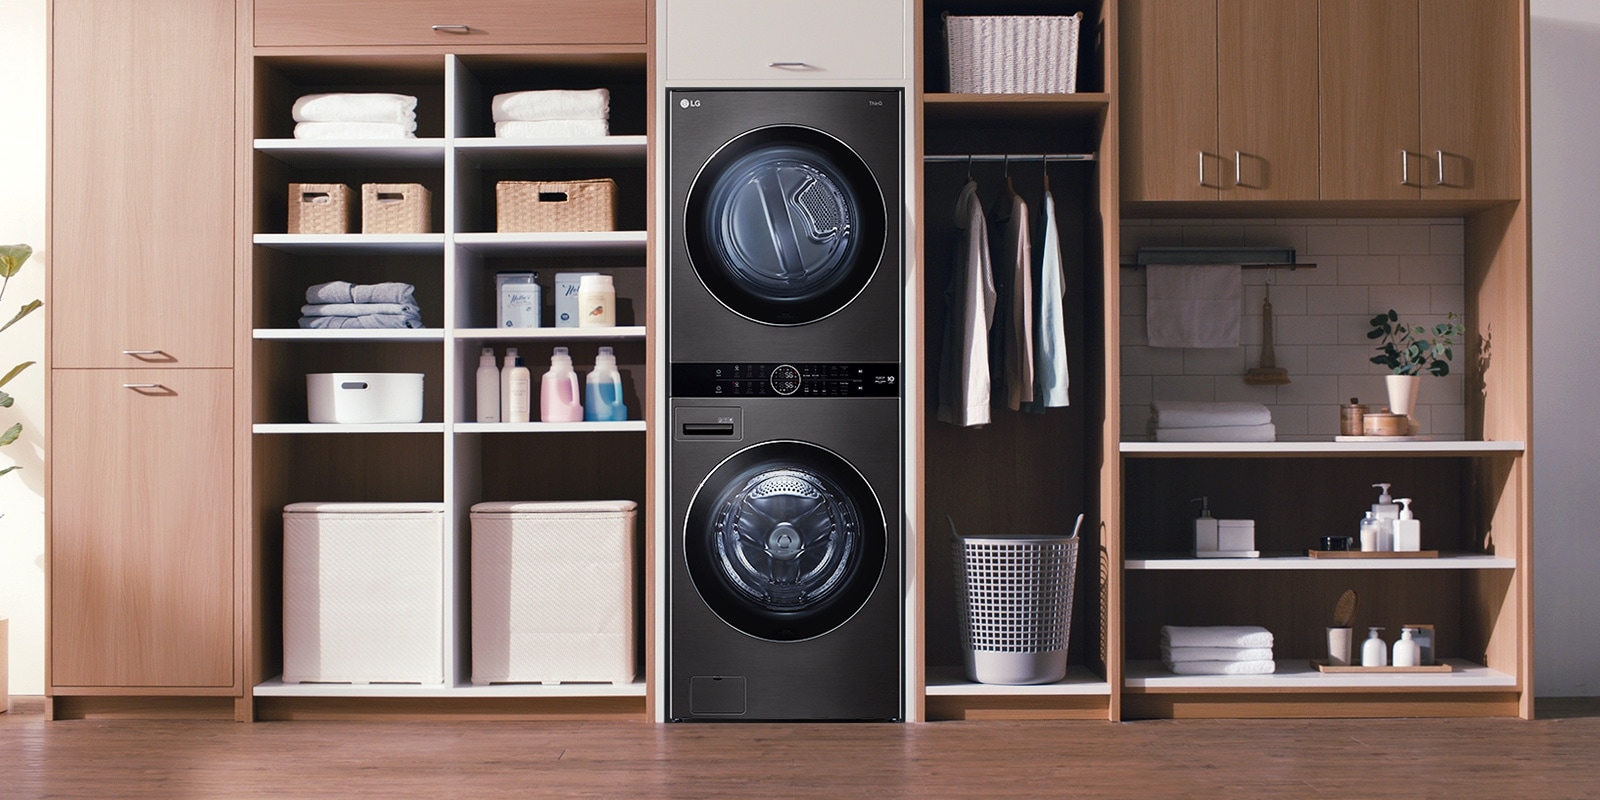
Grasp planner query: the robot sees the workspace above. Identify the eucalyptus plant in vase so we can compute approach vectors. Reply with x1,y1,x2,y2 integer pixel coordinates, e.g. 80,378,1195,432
1,243,42,480
1368,309,1464,420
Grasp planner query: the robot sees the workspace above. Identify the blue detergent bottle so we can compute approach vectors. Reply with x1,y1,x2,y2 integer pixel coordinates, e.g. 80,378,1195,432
584,346,627,422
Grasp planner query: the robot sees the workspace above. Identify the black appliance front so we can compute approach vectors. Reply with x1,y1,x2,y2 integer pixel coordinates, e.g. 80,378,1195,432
668,389,902,721
668,90,903,363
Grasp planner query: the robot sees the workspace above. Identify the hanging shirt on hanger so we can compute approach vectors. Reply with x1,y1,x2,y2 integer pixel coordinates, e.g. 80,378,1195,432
1027,188,1071,410
997,184,1035,411
937,179,997,427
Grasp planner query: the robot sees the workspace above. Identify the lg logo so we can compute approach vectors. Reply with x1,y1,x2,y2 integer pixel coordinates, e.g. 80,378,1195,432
679,98,701,109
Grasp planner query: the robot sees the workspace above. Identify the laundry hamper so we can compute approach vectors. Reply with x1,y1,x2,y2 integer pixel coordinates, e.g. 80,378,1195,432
469,500,638,685
944,13,1082,94
281,502,445,684
951,514,1083,685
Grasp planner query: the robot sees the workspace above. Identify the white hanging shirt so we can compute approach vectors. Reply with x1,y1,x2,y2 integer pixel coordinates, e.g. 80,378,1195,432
937,180,997,427
1032,189,1071,408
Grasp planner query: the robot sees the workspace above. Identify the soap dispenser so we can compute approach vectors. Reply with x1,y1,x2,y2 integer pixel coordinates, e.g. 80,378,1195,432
1362,626,1388,667
539,346,583,423
1392,498,1421,552
1192,497,1219,554
1371,483,1399,551
584,346,627,422
1393,626,1422,667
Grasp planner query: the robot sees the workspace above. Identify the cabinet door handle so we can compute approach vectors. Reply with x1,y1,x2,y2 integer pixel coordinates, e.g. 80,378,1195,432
1436,149,1446,187
768,61,814,69
1198,151,1207,187
122,383,163,390
122,349,162,355
1401,149,1420,187
431,24,471,33
1234,150,1242,187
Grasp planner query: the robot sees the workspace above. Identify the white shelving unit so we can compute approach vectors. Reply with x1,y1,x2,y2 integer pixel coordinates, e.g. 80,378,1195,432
924,666,1112,697
252,677,647,698
252,233,447,254
253,423,445,434
1126,554,1517,570
1122,659,1515,691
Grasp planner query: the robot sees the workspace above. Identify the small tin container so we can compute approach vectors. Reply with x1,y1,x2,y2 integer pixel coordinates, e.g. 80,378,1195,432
496,271,541,328
1340,397,1368,436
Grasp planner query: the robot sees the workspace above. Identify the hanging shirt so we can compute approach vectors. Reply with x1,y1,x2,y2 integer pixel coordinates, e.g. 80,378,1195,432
1029,188,1071,409
998,187,1035,411
937,180,997,427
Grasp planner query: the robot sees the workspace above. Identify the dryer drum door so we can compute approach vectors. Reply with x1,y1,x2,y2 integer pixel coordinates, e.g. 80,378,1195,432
685,125,887,326
685,441,887,641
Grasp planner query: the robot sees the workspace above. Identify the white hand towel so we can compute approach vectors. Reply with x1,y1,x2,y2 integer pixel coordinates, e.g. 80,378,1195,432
1151,423,1277,443
1161,646,1276,663
292,93,418,124
1161,625,1274,649
491,89,610,122
1165,659,1277,676
1150,400,1273,429
294,121,416,140
1146,264,1242,348
494,119,609,139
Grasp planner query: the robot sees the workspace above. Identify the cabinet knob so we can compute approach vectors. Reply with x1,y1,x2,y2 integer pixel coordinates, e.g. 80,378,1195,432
431,24,472,34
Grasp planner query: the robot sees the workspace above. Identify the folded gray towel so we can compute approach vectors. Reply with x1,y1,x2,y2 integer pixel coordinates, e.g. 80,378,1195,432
1150,400,1273,428
305,281,417,306
300,302,420,318
298,314,424,329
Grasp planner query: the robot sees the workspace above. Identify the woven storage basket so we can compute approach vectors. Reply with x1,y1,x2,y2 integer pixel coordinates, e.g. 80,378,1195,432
288,183,352,234
362,183,431,234
496,179,617,233
945,12,1082,94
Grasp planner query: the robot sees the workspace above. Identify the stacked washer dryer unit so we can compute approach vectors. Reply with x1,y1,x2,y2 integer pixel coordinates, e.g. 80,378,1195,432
666,89,904,721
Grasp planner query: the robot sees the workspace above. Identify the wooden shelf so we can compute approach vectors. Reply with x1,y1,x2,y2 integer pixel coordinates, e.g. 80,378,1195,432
454,326,646,341
254,138,448,167
1121,440,1526,457
455,421,645,434
253,423,445,434
253,233,446,254
254,676,645,698
252,328,444,342
1125,554,1516,571
1123,659,1515,692
452,135,647,167
924,666,1111,697
923,92,1111,124
453,231,647,255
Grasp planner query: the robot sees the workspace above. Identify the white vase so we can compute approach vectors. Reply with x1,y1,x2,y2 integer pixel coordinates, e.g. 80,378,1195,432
1385,374,1421,417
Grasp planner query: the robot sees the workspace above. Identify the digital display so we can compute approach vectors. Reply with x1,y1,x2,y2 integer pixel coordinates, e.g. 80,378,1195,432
671,363,900,398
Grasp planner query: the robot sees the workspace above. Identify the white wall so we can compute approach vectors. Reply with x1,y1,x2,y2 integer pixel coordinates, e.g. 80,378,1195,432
0,0,48,696
1531,0,1600,697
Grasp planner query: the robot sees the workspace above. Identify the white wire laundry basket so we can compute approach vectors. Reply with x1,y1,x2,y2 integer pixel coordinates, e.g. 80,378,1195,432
944,13,1082,94
951,514,1083,685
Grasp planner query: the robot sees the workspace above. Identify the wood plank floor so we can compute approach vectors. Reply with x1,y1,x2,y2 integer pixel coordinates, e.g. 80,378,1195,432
4,698,1599,798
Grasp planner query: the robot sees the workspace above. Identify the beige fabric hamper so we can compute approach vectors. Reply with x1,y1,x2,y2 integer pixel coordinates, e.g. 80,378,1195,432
287,183,353,234
361,182,431,234
496,179,617,232
470,500,637,685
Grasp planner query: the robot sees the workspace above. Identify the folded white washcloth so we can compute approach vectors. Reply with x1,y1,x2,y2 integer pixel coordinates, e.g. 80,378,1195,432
305,281,416,306
298,314,424,330
1151,423,1277,443
1161,625,1274,649
301,302,420,318
294,121,416,140
491,89,610,122
1165,659,1277,676
1150,400,1273,429
293,93,418,124
494,119,609,139
1160,646,1276,663
1146,264,1242,348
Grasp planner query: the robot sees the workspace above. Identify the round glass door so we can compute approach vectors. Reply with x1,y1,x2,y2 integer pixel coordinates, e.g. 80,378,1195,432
685,125,887,326
684,441,887,641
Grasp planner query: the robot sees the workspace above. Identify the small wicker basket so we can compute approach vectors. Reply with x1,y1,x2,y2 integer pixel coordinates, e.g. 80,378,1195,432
496,179,617,233
945,12,1082,94
362,183,432,234
288,183,353,234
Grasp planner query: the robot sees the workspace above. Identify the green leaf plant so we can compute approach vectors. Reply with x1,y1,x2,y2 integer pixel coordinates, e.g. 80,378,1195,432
1368,309,1464,377
0,243,41,479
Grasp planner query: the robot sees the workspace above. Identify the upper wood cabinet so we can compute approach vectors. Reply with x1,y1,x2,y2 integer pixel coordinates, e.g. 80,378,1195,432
50,0,235,369
662,0,907,82
253,0,648,48
1419,0,1522,201
1120,0,1318,202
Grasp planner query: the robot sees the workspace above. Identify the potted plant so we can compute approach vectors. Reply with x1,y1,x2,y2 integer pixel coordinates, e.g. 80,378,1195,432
1,243,42,480
1367,309,1464,418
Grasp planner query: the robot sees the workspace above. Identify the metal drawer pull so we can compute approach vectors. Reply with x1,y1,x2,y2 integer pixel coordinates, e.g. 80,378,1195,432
768,61,814,69
1401,149,1419,187
122,349,162,355
122,383,163,389
1234,150,1242,187
431,24,471,33
1436,149,1446,187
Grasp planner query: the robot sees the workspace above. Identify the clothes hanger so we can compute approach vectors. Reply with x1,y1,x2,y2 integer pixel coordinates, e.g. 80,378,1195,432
1004,153,1015,195
1042,152,1051,193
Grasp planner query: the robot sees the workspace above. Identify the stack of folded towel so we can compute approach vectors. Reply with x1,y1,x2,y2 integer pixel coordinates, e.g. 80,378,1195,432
1161,625,1276,675
299,281,422,329
292,93,418,140
492,89,609,138
1147,400,1276,442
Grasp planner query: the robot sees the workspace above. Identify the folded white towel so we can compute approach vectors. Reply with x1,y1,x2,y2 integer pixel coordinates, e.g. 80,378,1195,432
1161,625,1274,649
1165,659,1277,676
305,281,416,306
1151,423,1277,443
1161,646,1276,663
301,302,420,319
491,89,610,122
1150,400,1273,429
298,314,423,330
294,121,416,140
293,93,418,124
494,119,609,139
1146,264,1242,348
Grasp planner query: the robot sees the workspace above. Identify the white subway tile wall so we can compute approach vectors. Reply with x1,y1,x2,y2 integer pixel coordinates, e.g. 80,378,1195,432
1121,218,1466,441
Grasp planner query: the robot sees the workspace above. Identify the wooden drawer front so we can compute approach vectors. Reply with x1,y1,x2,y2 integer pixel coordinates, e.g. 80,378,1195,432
254,0,647,47
665,0,906,82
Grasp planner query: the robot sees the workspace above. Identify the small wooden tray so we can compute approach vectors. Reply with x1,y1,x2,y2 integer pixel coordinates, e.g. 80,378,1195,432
1311,660,1452,674
1307,549,1439,559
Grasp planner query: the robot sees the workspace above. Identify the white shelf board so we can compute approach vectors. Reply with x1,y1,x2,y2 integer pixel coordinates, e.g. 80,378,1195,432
1121,440,1525,457
253,233,446,254
455,421,646,434
253,423,445,434
253,676,645,698
453,135,647,167
1123,659,1515,691
1125,553,1517,570
454,326,646,340
924,665,1111,696
253,138,448,167
454,230,647,256
253,328,444,342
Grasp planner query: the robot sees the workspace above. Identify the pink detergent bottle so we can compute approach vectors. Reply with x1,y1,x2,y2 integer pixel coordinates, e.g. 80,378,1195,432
539,346,584,422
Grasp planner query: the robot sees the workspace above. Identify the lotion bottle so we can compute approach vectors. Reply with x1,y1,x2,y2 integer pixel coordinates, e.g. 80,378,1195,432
1359,511,1380,552
1392,498,1421,552
540,346,583,422
584,346,628,422
1362,626,1388,667
1192,496,1219,553
1371,483,1399,551
499,346,520,424
506,356,531,423
475,347,500,423
1393,627,1422,667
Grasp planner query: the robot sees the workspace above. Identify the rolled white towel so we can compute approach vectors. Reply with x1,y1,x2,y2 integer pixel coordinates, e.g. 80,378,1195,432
1161,625,1274,649
1161,645,1275,663
294,121,416,140
1151,423,1277,443
1165,660,1277,676
301,302,420,319
494,119,609,139
1151,400,1273,429
491,89,609,122
293,93,418,124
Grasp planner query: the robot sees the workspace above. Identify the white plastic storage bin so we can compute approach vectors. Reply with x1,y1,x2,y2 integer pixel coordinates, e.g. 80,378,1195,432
306,372,424,424
282,502,445,684
470,500,638,685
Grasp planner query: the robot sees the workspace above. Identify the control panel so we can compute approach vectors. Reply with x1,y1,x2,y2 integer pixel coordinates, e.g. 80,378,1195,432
671,363,900,398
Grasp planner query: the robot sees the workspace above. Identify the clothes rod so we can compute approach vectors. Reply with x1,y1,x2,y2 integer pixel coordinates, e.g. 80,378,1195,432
924,153,1097,163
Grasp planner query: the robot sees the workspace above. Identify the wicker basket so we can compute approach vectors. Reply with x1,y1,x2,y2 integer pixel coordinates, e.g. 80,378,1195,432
362,183,431,234
287,183,352,234
945,12,1082,94
496,179,617,233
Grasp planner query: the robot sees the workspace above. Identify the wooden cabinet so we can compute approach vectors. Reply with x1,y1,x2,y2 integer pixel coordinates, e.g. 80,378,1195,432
1318,0,1421,201
253,0,648,47
1120,0,1317,202
1418,0,1522,201
662,0,907,82
49,369,235,689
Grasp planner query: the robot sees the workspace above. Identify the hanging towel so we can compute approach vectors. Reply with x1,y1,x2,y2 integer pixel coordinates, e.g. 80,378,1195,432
997,188,1035,411
293,121,416,140
1161,646,1276,663
1165,660,1277,676
1025,188,1071,411
1161,625,1275,649
491,89,610,122
300,302,421,319
292,93,418,125
494,119,610,139
297,314,424,329
936,180,997,427
305,281,417,306
1150,423,1277,443
1146,264,1241,348
1150,400,1273,429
